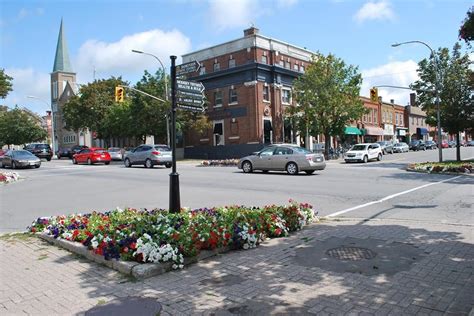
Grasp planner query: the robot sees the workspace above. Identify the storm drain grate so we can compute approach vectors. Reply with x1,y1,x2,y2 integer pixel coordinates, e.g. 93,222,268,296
326,246,376,261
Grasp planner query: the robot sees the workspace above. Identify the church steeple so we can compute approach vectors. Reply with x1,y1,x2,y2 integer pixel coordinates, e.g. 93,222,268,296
53,18,73,73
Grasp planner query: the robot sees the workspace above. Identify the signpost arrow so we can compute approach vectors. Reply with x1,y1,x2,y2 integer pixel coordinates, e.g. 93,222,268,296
176,80,204,93
176,61,200,76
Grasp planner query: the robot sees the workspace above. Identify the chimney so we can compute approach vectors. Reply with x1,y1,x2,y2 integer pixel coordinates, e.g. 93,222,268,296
244,27,259,36
46,111,51,116
390,99,394,104
410,93,416,106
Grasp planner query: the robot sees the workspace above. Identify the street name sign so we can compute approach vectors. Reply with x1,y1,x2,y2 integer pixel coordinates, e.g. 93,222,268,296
176,79,205,112
176,61,200,76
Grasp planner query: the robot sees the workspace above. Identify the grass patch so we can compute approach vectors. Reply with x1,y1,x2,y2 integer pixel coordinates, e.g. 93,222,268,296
96,299,107,306
0,232,35,241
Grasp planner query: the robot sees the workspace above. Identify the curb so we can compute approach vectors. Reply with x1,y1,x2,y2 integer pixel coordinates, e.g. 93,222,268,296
37,234,232,279
406,167,473,176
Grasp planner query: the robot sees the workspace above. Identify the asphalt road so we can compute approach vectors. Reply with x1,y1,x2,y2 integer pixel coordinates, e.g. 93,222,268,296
1,147,473,233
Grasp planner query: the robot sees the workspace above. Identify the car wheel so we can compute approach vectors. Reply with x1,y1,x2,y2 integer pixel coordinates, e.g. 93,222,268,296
47,157,51,161
35,165,40,168
124,158,131,168
145,159,153,168
12,161,16,169
377,153,382,161
262,170,269,173
165,162,172,168
286,162,298,175
305,170,315,175
363,155,368,163
87,158,92,165
242,161,253,173
72,158,77,164
105,162,110,165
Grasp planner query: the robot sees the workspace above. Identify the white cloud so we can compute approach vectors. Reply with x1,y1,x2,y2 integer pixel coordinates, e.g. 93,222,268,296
208,0,261,31
2,68,51,114
75,29,192,82
353,1,396,24
361,60,419,106
277,0,298,8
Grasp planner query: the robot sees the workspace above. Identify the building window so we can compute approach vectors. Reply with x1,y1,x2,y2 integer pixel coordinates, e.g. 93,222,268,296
263,86,270,102
374,109,378,124
213,121,224,146
261,55,267,64
214,91,223,107
279,60,284,67
52,81,58,99
300,65,305,73
228,59,236,68
213,62,220,72
400,116,403,126
200,65,206,75
229,88,238,104
396,114,399,125
284,61,290,69
293,64,299,71
368,110,372,123
412,117,414,124
282,89,291,104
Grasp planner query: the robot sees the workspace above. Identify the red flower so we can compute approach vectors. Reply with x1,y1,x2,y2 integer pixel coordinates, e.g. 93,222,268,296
31,227,36,233
130,242,137,249
72,230,80,240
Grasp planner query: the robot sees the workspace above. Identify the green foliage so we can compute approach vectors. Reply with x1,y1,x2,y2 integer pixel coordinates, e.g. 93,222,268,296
0,107,47,146
410,43,473,145
0,69,13,99
459,6,474,43
289,53,366,155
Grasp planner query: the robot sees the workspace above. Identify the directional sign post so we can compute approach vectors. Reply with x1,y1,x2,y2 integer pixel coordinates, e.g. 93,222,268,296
176,60,200,77
176,79,205,112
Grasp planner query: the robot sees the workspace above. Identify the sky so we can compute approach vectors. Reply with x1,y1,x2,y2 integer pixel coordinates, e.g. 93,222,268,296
1,0,472,114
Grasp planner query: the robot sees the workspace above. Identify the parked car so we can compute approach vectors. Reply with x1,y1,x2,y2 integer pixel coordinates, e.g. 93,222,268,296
24,143,53,161
123,144,172,168
376,141,394,154
57,147,72,159
107,147,123,161
72,147,111,165
448,141,456,148
409,140,426,151
344,143,382,163
425,140,437,150
392,142,409,153
467,140,474,147
441,141,449,148
70,145,89,158
0,150,41,169
238,144,326,175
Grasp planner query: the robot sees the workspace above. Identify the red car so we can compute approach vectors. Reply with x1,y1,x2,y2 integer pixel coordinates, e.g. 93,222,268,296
72,147,111,165
441,141,449,148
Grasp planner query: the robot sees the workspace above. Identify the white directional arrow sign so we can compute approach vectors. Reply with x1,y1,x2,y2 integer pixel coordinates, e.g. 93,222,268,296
176,61,200,76
176,79,205,112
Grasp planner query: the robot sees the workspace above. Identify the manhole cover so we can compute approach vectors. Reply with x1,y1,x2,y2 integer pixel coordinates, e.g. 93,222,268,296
326,246,376,261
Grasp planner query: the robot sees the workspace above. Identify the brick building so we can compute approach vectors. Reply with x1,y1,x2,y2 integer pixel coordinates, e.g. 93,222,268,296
182,27,312,159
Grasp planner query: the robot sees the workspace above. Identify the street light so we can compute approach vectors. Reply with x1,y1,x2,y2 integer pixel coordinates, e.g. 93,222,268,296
391,41,443,163
27,96,56,157
132,49,170,147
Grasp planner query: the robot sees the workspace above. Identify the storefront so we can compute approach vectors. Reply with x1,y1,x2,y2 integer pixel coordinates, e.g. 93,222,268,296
363,126,384,143
342,126,362,146
417,127,428,141
396,127,408,143
383,124,394,142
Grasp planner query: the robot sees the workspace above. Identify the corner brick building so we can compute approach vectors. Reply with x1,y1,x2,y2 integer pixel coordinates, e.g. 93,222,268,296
182,27,313,159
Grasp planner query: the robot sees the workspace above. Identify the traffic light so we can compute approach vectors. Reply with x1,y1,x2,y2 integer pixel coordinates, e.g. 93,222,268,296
115,86,124,102
370,87,378,103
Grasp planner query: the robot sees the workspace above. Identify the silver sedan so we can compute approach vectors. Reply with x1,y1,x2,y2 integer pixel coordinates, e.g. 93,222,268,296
238,144,326,175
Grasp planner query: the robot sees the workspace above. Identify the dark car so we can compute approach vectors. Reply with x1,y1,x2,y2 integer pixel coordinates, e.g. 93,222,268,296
57,147,72,159
409,140,426,151
24,143,53,161
467,140,474,147
425,140,437,150
0,150,41,169
376,141,394,154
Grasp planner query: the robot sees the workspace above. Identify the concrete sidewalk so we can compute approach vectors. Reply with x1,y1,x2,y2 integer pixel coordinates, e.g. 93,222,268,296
1,218,473,315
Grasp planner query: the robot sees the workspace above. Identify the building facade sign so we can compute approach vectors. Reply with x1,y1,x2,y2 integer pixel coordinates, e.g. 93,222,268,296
383,124,394,136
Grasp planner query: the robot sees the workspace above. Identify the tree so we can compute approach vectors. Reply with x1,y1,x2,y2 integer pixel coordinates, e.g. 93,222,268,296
289,53,366,157
411,43,474,161
0,69,13,99
459,6,474,44
0,106,47,147
130,70,170,143
62,77,128,142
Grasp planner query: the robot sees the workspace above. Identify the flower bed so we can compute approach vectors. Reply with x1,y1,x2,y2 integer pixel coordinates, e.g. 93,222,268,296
0,172,20,184
28,201,316,270
408,161,473,174
199,159,239,167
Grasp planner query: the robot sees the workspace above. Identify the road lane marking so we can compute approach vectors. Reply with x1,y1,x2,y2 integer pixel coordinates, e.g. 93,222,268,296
326,175,462,218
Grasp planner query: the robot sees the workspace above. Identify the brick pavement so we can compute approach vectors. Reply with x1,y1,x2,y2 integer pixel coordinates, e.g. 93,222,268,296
0,218,473,315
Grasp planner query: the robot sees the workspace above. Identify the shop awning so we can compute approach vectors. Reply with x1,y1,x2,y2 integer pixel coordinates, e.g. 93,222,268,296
363,126,384,136
417,127,428,135
344,126,362,135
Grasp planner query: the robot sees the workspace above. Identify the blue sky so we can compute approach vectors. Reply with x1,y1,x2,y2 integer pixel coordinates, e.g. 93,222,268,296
1,0,472,114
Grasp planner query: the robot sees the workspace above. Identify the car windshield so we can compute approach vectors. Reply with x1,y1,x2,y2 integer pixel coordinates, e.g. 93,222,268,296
36,144,50,149
13,150,35,157
108,148,121,152
154,146,171,151
351,145,367,151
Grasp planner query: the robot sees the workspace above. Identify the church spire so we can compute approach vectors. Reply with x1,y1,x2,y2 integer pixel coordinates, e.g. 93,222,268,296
52,18,73,73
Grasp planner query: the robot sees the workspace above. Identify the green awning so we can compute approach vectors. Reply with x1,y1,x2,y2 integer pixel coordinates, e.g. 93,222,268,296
344,126,362,135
